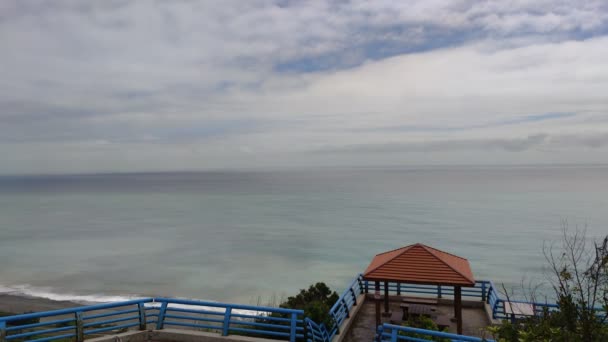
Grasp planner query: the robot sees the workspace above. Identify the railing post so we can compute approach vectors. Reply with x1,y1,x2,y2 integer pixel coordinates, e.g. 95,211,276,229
390,327,398,342
481,282,487,302
396,282,401,296
342,298,350,318
365,280,369,294
492,300,499,319
305,318,311,341
350,288,357,306
0,321,6,342
156,301,168,330
289,312,298,342
222,307,232,336
332,312,340,335
437,285,442,298
138,303,147,330
322,323,330,342
375,325,384,342
303,317,310,342
75,312,84,342
357,276,363,294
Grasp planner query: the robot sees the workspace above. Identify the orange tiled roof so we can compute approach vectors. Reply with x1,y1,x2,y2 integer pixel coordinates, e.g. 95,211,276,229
362,243,475,286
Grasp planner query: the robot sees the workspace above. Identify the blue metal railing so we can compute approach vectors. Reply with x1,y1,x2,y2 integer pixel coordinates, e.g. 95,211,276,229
0,298,154,342
484,280,565,321
2,276,605,342
360,277,605,323
153,297,304,342
319,276,499,342
375,323,495,342
305,317,330,342
0,298,304,342
326,275,365,341
362,279,491,301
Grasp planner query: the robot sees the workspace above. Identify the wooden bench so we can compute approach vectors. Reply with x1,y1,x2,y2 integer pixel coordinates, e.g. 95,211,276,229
401,296,439,305
400,303,437,320
389,311,403,324
434,315,451,330
504,302,535,322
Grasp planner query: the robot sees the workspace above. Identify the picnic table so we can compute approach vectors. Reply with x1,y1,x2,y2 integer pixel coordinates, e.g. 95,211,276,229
400,303,437,320
401,296,439,305
504,302,535,323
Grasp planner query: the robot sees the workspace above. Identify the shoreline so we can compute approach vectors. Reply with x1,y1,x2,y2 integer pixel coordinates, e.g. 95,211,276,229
0,294,85,315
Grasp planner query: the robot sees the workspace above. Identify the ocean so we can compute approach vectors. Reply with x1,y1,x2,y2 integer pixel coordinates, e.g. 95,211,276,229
0,166,607,305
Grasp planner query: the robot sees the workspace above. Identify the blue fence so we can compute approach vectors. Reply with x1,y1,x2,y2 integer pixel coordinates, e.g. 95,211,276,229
375,324,494,342
0,298,154,342
306,276,499,342
361,279,491,301
359,278,574,322
154,297,304,342
326,275,365,341
305,318,330,342
0,298,304,342
2,275,604,342
483,280,564,321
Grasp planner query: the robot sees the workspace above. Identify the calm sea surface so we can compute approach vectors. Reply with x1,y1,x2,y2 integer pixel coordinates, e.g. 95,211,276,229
0,166,607,304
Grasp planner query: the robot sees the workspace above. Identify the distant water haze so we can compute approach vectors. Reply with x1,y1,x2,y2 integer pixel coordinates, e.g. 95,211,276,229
0,166,607,304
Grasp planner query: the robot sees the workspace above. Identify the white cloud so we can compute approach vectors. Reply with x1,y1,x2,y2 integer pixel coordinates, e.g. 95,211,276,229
0,0,607,173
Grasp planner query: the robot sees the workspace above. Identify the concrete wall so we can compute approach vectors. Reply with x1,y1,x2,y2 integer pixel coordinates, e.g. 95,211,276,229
332,294,367,342
86,329,280,342
149,329,280,342
86,330,148,342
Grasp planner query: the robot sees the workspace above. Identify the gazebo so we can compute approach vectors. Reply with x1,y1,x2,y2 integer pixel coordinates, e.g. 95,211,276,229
362,243,475,334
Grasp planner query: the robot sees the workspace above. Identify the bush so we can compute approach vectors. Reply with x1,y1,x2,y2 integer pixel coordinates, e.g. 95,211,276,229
489,225,608,342
279,282,339,326
399,316,450,342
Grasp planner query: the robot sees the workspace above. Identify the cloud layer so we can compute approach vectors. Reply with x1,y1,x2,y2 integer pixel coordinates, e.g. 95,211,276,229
1,1,607,173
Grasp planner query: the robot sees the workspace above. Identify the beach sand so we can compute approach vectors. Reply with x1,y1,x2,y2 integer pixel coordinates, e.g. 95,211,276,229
0,294,84,315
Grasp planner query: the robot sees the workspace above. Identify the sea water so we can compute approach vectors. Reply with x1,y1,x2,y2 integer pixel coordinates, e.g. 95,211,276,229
0,166,607,304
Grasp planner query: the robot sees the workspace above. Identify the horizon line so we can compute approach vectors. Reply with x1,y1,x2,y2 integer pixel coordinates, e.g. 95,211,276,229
1,162,608,178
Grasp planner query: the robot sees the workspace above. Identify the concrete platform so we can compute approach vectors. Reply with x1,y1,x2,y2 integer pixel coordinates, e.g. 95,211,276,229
341,296,492,342
86,329,275,342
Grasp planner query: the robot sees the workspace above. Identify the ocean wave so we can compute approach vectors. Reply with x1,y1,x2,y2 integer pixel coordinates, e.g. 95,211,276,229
0,284,143,304
0,284,264,316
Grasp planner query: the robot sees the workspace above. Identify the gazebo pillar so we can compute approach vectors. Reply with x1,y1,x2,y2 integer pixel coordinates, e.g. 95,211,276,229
374,281,381,326
454,286,463,334
383,281,389,314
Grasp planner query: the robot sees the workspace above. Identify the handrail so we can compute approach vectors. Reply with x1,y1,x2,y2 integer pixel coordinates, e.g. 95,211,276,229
154,297,305,314
305,317,330,342
0,299,153,342
1,276,606,342
0,297,305,342
376,323,495,342
153,297,305,342
361,280,492,301
326,274,364,340
0,298,152,322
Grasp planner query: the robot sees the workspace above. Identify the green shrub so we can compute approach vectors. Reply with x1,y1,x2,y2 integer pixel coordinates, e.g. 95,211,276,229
279,282,339,326
488,227,608,342
399,316,450,342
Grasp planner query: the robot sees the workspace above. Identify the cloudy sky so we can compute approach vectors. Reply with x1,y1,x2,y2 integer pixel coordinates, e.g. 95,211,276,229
1,0,608,174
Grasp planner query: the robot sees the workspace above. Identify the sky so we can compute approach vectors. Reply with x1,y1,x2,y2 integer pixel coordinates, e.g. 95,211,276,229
1,0,608,174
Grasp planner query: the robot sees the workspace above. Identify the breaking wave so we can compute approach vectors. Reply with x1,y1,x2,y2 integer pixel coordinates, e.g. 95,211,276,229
0,284,144,304
0,284,265,316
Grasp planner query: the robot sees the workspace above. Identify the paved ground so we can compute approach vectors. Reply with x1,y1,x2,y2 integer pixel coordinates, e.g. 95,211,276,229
342,298,492,342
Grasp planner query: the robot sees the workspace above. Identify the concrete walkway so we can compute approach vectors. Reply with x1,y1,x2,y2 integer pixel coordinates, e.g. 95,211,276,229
342,298,492,342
